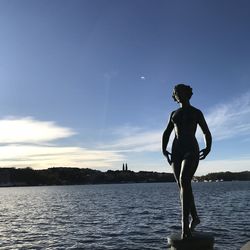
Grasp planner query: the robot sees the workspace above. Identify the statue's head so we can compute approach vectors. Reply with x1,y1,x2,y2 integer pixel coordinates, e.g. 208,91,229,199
172,84,193,103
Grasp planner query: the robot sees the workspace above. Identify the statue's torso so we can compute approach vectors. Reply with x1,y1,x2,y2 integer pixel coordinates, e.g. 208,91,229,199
171,106,200,155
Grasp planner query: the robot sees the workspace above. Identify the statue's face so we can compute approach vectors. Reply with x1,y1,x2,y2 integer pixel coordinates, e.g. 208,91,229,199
174,89,188,103
174,91,187,103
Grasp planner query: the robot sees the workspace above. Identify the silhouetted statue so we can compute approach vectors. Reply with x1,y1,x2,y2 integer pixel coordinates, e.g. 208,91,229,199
162,84,212,239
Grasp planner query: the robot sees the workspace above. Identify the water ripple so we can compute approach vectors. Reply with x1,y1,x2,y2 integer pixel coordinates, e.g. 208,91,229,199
0,182,249,249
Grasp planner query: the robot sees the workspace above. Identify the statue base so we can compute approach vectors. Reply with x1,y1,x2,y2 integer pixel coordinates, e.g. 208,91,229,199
167,231,214,250
241,241,250,250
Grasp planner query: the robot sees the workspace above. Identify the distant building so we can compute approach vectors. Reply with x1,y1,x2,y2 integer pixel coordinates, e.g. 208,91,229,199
122,163,128,171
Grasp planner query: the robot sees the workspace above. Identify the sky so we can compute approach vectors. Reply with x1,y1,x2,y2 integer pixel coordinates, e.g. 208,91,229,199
0,0,250,175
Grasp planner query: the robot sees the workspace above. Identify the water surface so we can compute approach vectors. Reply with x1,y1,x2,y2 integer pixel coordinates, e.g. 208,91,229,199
0,181,249,249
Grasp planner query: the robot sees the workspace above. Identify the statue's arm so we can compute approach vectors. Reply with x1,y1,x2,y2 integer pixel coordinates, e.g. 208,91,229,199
162,112,174,165
198,111,212,160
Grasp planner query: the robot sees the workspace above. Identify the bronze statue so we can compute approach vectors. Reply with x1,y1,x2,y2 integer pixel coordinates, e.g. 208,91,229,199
162,84,212,239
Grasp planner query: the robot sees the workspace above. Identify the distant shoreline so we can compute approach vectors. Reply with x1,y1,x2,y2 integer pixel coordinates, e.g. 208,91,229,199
0,167,249,187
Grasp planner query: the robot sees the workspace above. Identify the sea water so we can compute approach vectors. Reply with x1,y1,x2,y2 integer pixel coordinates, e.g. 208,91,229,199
0,181,249,249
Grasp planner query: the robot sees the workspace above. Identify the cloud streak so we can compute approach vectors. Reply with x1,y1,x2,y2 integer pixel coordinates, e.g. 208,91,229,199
0,117,75,144
1,91,250,171
103,91,250,153
104,127,162,152
205,92,250,140
0,117,123,169
0,145,124,169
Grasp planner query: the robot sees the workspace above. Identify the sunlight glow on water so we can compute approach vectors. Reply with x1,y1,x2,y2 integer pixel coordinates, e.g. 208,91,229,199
0,182,249,249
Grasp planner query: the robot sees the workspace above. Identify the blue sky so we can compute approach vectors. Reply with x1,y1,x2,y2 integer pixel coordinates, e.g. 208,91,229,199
0,0,250,175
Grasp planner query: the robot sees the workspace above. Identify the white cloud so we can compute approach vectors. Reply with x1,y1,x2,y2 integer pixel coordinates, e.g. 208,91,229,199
104,91,250,154
203,91,250,141
100,126,163,152
0,145,124,169
1,91,250,172
0,117,75,143
97,92,250,173
0,117,123,169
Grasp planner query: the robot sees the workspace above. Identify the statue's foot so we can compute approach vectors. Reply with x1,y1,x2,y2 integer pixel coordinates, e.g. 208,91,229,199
181,228,192,239
189,217,200,232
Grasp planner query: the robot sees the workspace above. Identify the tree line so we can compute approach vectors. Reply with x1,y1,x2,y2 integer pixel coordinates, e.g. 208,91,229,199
0,167,175,186
0,167,249,187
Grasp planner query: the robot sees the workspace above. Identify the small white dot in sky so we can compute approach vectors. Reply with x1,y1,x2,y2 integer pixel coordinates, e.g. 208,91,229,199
140,76,145,80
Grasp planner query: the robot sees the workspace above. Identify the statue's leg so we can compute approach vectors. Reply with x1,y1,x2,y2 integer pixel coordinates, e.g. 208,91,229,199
190,194,200,231
174,173,198,221
179,155,198,238
171,159,181,186
171,157,183,233
189,158,200,231
190,194,198,218
172,158,200,232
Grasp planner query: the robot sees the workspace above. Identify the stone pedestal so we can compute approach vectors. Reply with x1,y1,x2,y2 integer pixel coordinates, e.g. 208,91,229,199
167,232,214,250
241,241,250,250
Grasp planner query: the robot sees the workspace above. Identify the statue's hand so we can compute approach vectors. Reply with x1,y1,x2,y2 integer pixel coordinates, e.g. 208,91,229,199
199,148,210,160
163,150,172,165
